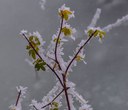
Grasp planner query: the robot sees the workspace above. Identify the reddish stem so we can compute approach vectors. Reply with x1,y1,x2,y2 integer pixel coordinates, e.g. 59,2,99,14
54,12,64,70
41,87,69,109
15,90,21,106
62,74,71,110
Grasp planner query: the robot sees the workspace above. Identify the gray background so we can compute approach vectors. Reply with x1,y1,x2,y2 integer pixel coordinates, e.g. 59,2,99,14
0,0,128,110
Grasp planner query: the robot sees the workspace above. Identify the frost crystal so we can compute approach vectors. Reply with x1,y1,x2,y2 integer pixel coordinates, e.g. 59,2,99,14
9,86,27,110
88,8,101,28
20,30,27,35
16,86,27,99
103,14,128,32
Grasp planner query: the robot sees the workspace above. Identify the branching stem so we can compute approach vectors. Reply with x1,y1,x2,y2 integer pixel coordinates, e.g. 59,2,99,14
41,87,69,109
22,33,64,87
64,30,97,76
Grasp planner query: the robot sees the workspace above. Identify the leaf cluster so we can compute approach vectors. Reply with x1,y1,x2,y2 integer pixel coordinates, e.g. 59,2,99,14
50,102,59,110
59,10,72,21
62,27,72,36
87,29,106,40
33,58,46,71
26,36,46,71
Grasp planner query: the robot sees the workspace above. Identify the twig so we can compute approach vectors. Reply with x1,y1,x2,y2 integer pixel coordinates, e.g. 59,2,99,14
41,87,70,109
15,90,21,106
61,30,98,110
33,105,38,110
54,11,64,70
64,30,97,76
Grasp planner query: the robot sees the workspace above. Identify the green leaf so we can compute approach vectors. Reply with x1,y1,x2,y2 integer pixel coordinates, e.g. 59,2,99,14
29,36,34,41
87,29,94,36
34,59,46,71
64,14,68,21
62,27,72,36
29,49,36,59
26,45,31,50
53,38,61,44
35,37,41,45
35,63,46,71
59,10,72,21
31,41,36,47
93,30,98,37
62,10,72,21
87,29,106,39
52,102,59,107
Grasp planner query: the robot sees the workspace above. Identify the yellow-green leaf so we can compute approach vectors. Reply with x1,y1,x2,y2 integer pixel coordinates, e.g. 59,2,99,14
59,10,72,20
29,49,36,59
75,55,83,61
62,27,72,36
52,102,59,107
53,38,61,44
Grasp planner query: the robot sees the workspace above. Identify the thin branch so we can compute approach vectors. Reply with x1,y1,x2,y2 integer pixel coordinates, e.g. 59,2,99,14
61,30,98,110
47,55,56,62
62,75,71,110
15,90,21,106
33,105,38,110
22,33,64,87
41,87,70,109
64,30,97,76
54,12,64,70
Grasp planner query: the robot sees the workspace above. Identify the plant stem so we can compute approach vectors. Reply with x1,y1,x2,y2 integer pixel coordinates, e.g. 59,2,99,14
15,90,21,106
41,87,69,109
55,12,64,70
64,30,97,76
33,105,38,110
22,33,64,87
62,74,71,110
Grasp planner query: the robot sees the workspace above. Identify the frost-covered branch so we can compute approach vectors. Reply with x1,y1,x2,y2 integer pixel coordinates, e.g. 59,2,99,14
88,8,101,28
9,2,128,110
64,30,97,76
54,11,64,70
103,14,128,32
41,87,69,109
21,33,64,87
9,86,27,110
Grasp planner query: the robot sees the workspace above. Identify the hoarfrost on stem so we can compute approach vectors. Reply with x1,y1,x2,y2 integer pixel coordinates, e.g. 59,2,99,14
10,2,128,110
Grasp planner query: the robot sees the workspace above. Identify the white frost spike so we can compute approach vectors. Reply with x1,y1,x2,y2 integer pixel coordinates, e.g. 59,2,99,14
103,14,128,32
9,86,27,110
16,86,28,99
20,30,27,35
70,88,88,104
69,95,76,110
88,8,101,28
33,31,45,46
79,104,93,110
41,82,60,103
9,104,22,110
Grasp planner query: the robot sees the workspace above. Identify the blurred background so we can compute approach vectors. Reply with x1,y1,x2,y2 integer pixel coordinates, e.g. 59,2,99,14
0,0,128,110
